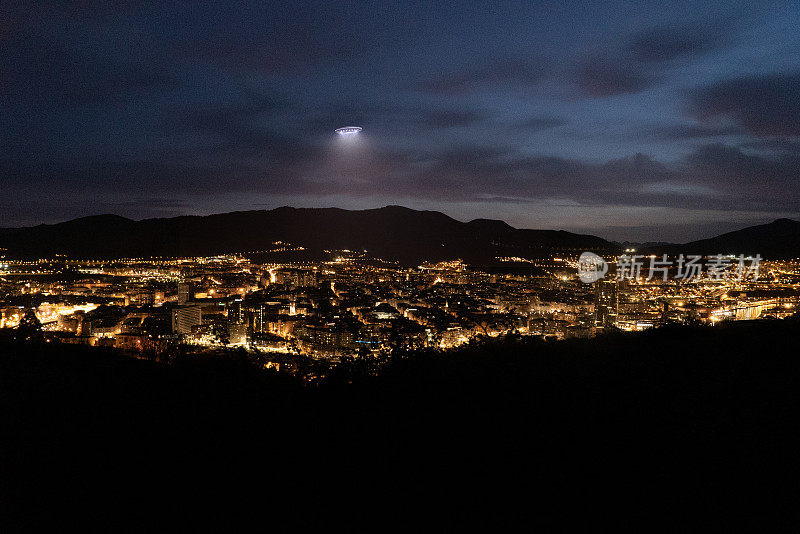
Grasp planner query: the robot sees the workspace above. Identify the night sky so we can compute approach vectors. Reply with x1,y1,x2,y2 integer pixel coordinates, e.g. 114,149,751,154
2,1,799,242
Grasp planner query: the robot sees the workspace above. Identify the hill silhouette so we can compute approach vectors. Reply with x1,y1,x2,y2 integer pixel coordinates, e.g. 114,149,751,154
659,218,800,258
0,206,615,264
3,208,798,263
3,319,800,529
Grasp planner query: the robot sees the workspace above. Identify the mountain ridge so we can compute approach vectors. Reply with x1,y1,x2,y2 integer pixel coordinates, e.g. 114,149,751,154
655,218,800,259
2,208,797,262
0,206,614,264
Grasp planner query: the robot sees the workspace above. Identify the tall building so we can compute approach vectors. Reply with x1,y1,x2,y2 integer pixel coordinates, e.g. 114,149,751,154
594,280,618,329
172,306,202,334
177,283,192,305
228,298,245,324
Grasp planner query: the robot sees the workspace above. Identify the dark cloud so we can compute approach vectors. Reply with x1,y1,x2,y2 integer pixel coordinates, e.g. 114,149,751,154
647,124,743,140
687,72,800,136
573,21,734,98
182,3,373,74
416,33,721,98
676,143,800,212
57,59,176,105
419,57,548,94
630,23,728,63
3,137,798,227
163,95,312,162
575,57,655,97
312,146,674,207
686,143,800,187
3,56,175,105
29,1,169,16
598,153,673,184
0,21,176,105
738,139,800,155
420,35,697,100
0,158,316,206
0,10,12,42
510,117,567,131
0,1,795,237
335,144,799,214
169,93,289,132
419,109,490,129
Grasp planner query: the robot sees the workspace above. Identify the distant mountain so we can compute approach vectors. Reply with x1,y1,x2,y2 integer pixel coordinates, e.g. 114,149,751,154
0,206,616,265
658,218,800,259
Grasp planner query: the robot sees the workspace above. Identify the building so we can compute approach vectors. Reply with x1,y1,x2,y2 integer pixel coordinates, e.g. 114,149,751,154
294,325,354,353
371,302,400,320
116,332,145,351
273,268,317,288
440,327,468,347
228,322,247,345
228,298,245,324
172,306,202,334
57,314,83,334
88,318,121,337
594,280,618,329
177,283,193,305
125,290,154,306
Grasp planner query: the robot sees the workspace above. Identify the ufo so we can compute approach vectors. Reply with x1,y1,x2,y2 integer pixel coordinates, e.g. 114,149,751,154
335,126,362,135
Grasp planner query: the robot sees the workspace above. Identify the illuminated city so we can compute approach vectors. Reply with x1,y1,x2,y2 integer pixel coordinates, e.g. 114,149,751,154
2,242,798,381
2,1,800,529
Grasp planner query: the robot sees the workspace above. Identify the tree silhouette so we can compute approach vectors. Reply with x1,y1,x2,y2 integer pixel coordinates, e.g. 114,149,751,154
16,309,43,344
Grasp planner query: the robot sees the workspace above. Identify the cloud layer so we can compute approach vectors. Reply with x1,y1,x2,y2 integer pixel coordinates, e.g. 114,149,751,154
0,0,798,241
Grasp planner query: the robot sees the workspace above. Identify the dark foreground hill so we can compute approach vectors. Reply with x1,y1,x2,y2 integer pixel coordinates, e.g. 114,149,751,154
3,319,800,530
0,206,615,264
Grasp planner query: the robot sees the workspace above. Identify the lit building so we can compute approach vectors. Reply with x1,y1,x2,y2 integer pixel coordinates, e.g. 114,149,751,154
228,322,247,345
273,268,317,288
172,306,202,334
178,283,192,304
228,298,245,324
594,280,618,329
294,325,354,352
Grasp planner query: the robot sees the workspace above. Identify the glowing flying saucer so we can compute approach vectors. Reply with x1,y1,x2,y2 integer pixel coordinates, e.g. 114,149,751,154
335,126,362,135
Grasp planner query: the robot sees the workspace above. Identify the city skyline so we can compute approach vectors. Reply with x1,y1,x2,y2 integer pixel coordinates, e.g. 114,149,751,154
2,1,799,241
5,3,800,527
